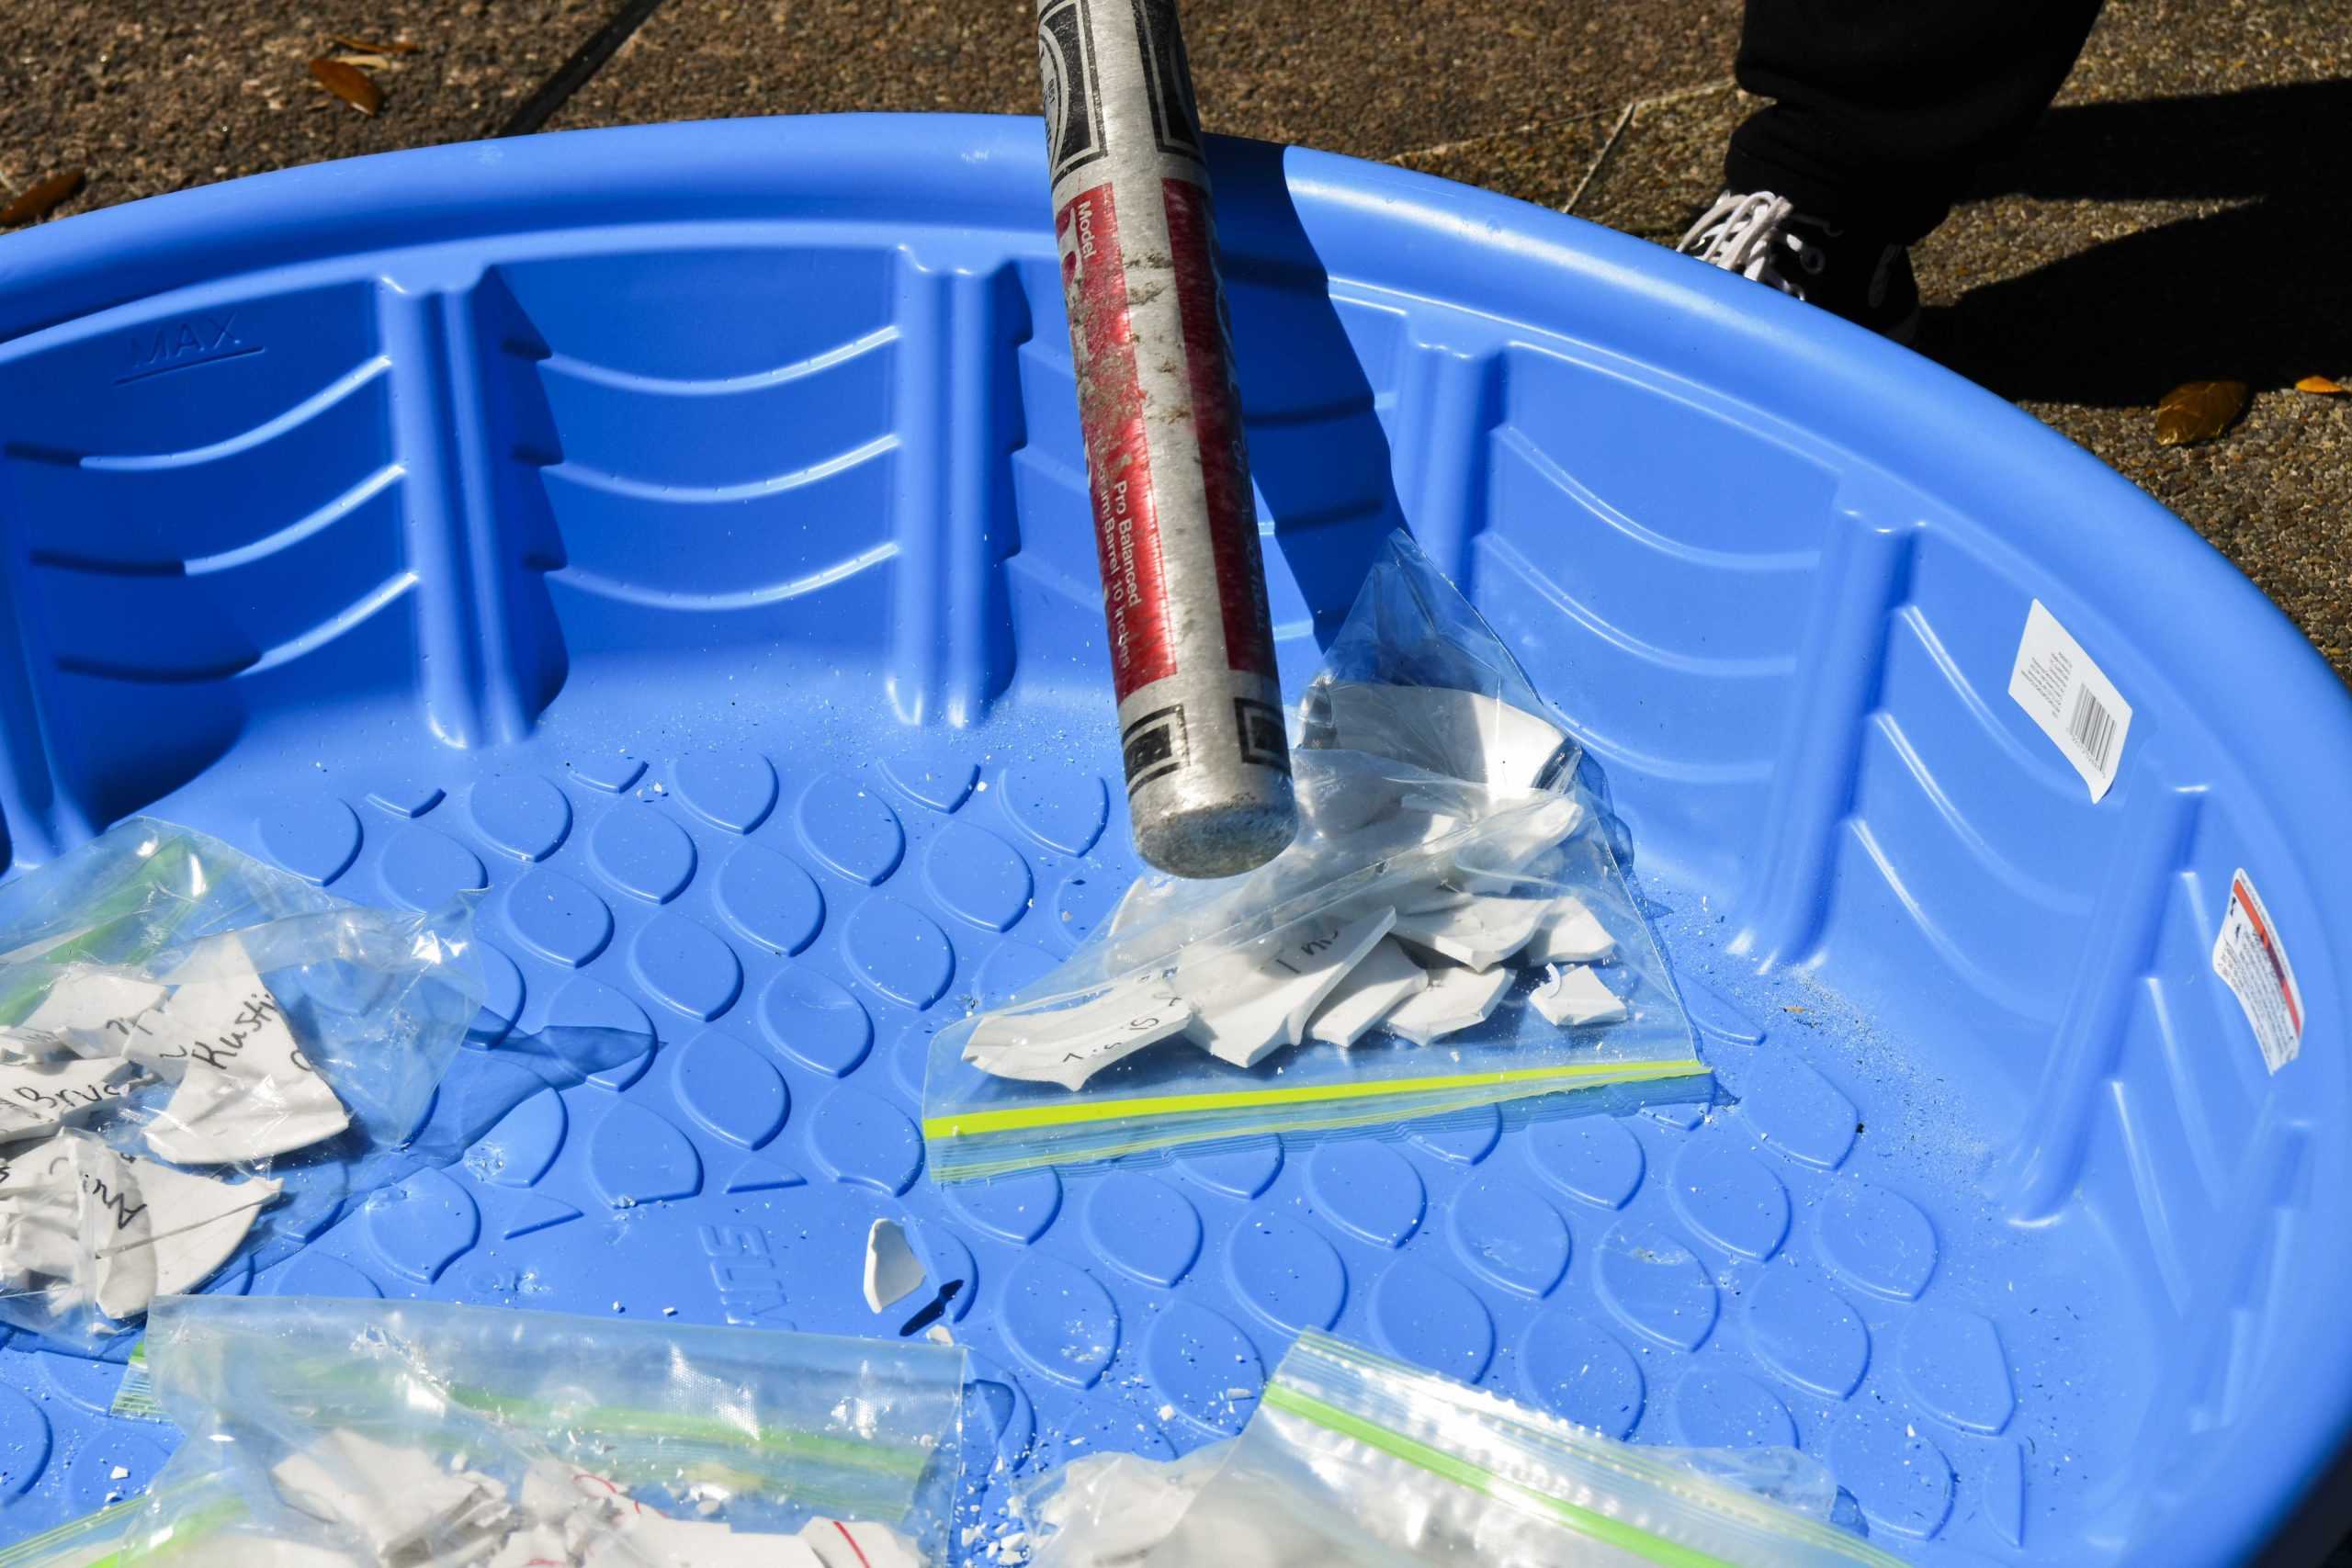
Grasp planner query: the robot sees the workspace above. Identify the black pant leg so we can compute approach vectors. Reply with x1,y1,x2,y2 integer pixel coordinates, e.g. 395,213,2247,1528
1724,0,2106,243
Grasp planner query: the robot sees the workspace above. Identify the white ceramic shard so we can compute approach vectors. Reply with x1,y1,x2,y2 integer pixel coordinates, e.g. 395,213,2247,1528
141,967,350,1164
586,1514,820,1568
0,1133,92,1285
17,972,173,1052
535,1467,818,1568
1397,883,1477,916
1380,964,1513,1045
1353,805,1472,862
101,1158,280,1315
1445,795,1586,892
1304,939,1429,1047
1177,907,1396,1067
1319,682,1568,791
1452,840,1569,899
1522,897,1616,964
1035,1448,1229,1568
1295,749,1417,836
519,1458,627,1525
273,1428,509,1564
801,1518,925,1568
1389,897,1545,971
965,979,1194,1090
0,1053,141,1144
486,1524,573,1568
864,1217,924,1314
1529,964,1629,1028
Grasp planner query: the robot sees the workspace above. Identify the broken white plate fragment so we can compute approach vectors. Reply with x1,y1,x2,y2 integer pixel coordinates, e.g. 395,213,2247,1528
1295,748,1418,836
487,1524,577,1568
1389,897,1545,971
141,968,350,1164
1443,795,1585,890
0,1052,141,1145
585,1512,821,1568
864,1217,924,1314
1036,1448,1231,1568
1380,964,1514,1045
801,1518,925,1568
16,972,173,1052
965,979,1194,1090
1317,682,1569,791
520,1461,835,1568
1177,906,1396,1068
0,1132,96,1285
274,1428,512,1564
1529,964,1630,1028
1304,938,1428,1047
84,1156,276,1322
1522,897,1616,964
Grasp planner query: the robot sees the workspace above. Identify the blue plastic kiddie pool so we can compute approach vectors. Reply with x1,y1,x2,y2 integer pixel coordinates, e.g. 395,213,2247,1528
1,117,2346,1566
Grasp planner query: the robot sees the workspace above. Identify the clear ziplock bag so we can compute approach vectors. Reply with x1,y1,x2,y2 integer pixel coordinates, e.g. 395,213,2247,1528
1,817,658,1348
0,818,344,1022
1019,1443,1235,1568
1035,1330,1905,1568
107,1294,965,1566
0,1470,252,1568
0,900,487,1344
922,532,1708,1179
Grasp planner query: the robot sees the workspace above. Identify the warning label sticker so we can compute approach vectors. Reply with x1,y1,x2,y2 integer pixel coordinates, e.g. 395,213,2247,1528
2008,600,2132,803
2211,870,2304,1074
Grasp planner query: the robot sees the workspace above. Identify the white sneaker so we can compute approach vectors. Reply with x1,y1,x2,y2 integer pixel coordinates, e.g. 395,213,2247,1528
1676,190,1920,342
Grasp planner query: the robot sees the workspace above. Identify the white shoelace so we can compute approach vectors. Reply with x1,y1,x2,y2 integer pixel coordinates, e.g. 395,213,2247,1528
1677,191,1815,298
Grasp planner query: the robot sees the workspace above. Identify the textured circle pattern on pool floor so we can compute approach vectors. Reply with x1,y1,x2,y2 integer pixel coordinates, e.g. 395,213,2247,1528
0,746,2076,1562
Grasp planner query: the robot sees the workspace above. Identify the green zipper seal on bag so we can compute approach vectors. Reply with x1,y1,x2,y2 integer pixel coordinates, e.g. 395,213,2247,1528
0,1488,243,1568
1261,1382,1736,1568
1261,1361,1911,1568
923,1058,1709,1139
0,838,200,1027
443,1384,936,1485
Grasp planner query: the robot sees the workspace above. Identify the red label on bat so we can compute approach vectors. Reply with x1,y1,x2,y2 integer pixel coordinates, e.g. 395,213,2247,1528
1058,183,1175,700
1162,175,1276,682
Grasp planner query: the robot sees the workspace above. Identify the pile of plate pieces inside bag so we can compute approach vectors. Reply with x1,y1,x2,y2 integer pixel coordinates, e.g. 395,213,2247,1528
218,1434,922,1568
962,680,1634,1092
0,819,483,1340
3,961,378,1329
1021,1330,1908,1568
17,1295,959,1568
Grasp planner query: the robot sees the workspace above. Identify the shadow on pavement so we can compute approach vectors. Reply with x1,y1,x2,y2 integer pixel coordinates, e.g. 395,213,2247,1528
1921,77,2352,405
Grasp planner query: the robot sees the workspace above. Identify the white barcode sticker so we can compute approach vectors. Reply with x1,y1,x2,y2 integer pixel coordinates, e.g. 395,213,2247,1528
2212,870,2304,1073
2008,600,2132,801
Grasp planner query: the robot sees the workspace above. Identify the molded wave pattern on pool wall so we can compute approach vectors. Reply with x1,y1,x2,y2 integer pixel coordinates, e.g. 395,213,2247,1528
0,122,2340,1568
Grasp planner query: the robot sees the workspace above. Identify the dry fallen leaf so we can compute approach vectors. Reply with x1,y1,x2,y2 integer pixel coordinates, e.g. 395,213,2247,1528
2296,375,2346,396
310,56,382,115
2154,379,2247,446
2,169,86,225
329,33,419,53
